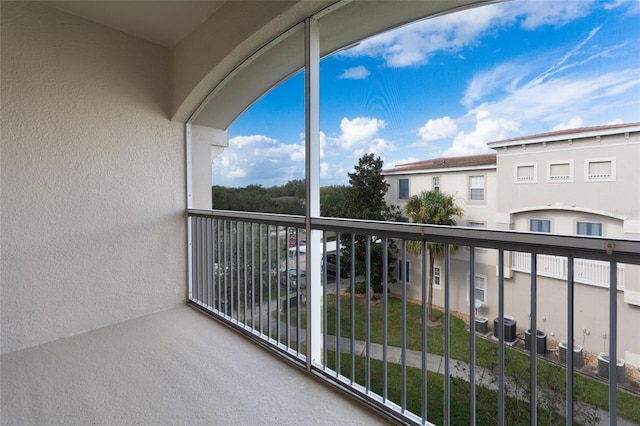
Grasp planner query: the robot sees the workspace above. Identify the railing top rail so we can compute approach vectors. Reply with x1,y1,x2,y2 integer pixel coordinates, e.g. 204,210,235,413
188,208,306,227
187,209,640,264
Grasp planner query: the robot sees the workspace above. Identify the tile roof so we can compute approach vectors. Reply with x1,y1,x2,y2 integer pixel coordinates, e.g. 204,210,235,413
384,153,496,173
487,122,640,146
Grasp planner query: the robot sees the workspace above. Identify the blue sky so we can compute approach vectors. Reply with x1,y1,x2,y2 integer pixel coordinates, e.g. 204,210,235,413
214,0,640,187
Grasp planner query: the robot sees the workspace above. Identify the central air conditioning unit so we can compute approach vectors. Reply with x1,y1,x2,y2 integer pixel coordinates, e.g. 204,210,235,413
493,317,517,343
525,329,547,356
597,353,625,383
559,340,583,368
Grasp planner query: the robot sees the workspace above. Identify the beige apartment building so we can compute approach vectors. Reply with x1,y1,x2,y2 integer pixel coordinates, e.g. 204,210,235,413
383,123,640,368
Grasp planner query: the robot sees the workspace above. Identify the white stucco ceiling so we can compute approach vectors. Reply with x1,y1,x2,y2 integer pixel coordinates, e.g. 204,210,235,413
44,1,226,47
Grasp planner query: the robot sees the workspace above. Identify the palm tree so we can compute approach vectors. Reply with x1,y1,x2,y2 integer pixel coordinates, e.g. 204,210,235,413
404,190,463,322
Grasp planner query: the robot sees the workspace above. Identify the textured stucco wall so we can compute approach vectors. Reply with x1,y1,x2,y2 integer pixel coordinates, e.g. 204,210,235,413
1,2,186,354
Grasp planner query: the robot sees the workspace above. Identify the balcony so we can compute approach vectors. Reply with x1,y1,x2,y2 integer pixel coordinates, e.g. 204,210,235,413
187,209,640,425
512,252,626,290
1,305,385,425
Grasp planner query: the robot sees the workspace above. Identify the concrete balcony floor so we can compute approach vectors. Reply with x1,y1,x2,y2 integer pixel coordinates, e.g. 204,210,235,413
1,305,388,425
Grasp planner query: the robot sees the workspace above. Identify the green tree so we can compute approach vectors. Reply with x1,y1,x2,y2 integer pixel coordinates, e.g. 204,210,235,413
320,185,349,217
340,153,401,292
404,190,463,321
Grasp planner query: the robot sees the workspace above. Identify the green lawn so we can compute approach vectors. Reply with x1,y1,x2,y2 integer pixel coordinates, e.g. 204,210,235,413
311,294,640,423
326,351,570,425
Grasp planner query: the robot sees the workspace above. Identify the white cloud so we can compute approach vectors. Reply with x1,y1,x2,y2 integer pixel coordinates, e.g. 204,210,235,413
213,134,306,186
604,0,640,14
338,66,371,80
338,117,387,150
512,1,591,29
418,116,458,143
444,110,519,156
552,116,584,131
320,162,329,178
462,62,523,109
336,1,598,68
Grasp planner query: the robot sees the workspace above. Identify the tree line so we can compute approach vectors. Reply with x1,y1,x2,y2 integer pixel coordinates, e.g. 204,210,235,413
212,179,351,217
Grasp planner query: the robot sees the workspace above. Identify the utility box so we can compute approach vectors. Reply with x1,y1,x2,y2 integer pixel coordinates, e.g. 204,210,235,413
475,317,489,334
493,317,517,343
597,353,625,383
559,341,584,368
525,329,547,355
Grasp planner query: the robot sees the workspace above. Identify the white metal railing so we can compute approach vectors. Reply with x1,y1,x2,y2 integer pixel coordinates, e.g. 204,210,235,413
188,209,640,426
512,252,625,290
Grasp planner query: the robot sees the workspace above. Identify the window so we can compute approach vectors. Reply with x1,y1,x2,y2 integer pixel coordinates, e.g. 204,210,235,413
398,260,410,283
399,178,409,199
515,163,536,183
577,222,602,236
530,219,550,233
474,276,486,304
433,266,441,287
467,221,485,228
585,158,615,181
469,176,485,201
433,177,440,192
547,160,573,182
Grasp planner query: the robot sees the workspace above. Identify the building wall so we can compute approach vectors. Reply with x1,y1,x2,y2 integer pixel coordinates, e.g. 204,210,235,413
1,2,186,354
494,133,640,228
385,133,640,367
387,168,499,321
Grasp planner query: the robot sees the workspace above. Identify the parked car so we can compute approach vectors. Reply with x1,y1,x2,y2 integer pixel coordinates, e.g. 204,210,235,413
322,253,349,278
281,269,306,290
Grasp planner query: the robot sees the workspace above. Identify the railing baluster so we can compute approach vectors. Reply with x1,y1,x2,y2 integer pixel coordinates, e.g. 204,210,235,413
267,224,272,340
285,226,290,348
336,232,341,378
444,243,451,426
243,222,248,325
566,256,574,424
365,235,371,394
198,217,204,304
383,237,389,403
217,219,222,312
469,246,476,426
230,221,235,319
258,223,263,334
297,227,301,350
322,231,327,370
275,226,280,343
236,221,241,323
498,249,504,426
421,240,427,425
609,260,618,424
401,239,407,413
205,217,213,308
224,220,229,316
350,233,356,386
530,252,538,425
250,223,255,329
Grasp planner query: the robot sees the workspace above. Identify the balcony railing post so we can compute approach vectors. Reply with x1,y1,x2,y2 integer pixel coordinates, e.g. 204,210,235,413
530,252,538,425
444,243,451,426
609,260,618,424
498,249,505,426
421,240,428,425
567,256,574,424
469,246,476,426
